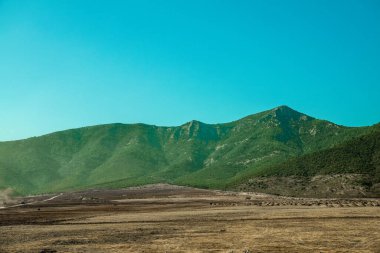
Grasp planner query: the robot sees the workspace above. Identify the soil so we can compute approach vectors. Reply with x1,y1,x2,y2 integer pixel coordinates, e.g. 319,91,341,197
239,174,380,198
0,184,379,252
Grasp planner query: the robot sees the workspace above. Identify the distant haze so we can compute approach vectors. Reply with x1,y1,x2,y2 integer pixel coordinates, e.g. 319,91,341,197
0,188,14,207
0,0,379,141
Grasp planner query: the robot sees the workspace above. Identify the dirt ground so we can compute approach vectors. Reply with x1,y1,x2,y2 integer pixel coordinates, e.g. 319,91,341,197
0,184,379,252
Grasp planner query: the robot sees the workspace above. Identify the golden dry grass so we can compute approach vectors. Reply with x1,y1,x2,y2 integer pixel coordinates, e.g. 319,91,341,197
0,187,379,252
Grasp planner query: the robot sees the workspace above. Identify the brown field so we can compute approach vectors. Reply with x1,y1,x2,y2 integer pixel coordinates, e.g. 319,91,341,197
0,184,379,253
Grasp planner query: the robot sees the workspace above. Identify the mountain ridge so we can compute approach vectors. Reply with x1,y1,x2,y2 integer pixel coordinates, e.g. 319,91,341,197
0,106,377,196
2,105,363,143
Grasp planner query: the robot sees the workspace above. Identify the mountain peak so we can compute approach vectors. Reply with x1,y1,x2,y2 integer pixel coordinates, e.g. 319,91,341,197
270,105,314,121
0,104,371,196
182,120,204,127
272,105,297,113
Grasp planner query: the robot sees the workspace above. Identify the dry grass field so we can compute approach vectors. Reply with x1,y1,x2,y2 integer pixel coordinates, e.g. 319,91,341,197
0,185,379,253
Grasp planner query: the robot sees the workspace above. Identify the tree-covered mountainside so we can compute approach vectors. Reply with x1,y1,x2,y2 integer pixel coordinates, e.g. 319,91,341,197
0,106,374,195
236,128,380,197
251,129,380,178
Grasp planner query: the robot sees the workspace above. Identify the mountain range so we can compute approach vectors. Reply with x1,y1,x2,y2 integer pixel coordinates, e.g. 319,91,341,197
0,105,378,197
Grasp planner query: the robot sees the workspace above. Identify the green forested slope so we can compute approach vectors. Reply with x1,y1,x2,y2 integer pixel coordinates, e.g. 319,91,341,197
236,128,380,197
252,130,380,178
0,106,373,195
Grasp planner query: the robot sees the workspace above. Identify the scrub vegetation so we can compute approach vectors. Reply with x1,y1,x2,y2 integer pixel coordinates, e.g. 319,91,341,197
0,106,377,196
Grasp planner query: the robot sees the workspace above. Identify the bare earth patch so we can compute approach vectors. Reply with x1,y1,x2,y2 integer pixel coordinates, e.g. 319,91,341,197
0,184,379,252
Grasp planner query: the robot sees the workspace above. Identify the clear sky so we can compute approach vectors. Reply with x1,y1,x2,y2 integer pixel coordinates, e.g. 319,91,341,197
0,0,379,141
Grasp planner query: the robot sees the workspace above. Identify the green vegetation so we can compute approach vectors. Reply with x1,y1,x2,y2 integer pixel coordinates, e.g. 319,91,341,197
236,129,380,197
0,106,375,195
253,130,380,178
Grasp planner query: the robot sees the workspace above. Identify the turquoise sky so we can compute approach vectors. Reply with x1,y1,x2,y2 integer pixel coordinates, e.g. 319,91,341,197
0,0,379,141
